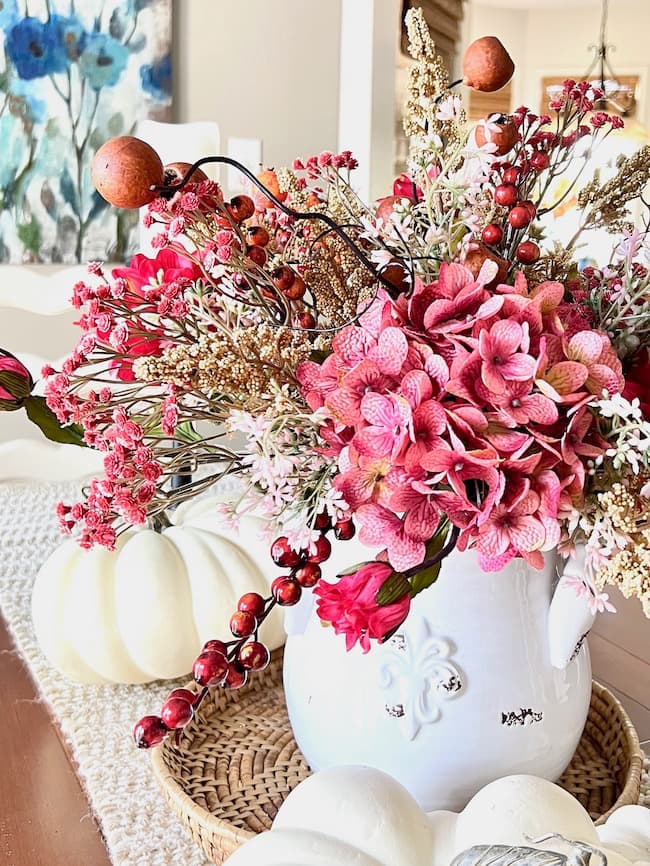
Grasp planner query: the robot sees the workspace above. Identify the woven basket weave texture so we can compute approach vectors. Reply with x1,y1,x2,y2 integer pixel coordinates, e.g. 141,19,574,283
152,653,643,866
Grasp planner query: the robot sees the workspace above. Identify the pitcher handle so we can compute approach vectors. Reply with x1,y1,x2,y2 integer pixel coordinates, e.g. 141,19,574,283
548,547,597,670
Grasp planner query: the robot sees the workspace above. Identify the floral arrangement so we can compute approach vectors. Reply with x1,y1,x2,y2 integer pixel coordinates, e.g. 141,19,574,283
5,10,650,746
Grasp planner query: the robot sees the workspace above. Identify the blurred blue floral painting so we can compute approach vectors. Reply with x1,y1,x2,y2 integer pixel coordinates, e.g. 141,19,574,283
0,0,172,263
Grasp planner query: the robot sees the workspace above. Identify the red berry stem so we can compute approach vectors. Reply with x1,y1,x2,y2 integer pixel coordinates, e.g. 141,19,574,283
133,516,356,748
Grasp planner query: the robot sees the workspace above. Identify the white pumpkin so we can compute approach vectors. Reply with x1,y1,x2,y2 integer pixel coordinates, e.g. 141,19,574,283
223,767,650,866
225,766,436,866
32,497,285,684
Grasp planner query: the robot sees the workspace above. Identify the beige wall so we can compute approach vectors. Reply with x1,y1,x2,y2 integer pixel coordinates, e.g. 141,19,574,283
172,0,342,171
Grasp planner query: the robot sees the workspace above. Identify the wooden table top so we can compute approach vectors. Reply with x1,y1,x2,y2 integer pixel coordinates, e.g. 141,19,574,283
0,613,111,866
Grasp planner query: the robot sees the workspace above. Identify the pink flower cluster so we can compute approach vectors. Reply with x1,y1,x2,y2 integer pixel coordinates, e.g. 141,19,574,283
44,251,202,547
292,150,359,177
299,264,624,572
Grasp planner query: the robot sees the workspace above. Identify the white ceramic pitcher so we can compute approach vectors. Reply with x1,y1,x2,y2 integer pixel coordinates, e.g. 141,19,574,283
283,544,595,812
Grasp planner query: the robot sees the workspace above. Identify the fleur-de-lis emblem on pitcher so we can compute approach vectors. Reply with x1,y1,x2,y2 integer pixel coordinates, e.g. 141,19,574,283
379,616,464,740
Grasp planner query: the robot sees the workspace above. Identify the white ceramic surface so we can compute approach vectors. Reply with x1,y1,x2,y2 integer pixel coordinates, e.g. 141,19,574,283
283,546,594,812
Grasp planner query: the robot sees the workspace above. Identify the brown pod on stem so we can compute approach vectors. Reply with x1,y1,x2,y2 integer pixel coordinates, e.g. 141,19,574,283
463,37,514,93
475,115,519,155
163,162,209,187
464,243,509,289
92,136,164,209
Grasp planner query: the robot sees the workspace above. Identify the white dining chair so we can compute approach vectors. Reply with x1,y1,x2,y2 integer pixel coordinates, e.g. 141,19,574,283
0,265,103,481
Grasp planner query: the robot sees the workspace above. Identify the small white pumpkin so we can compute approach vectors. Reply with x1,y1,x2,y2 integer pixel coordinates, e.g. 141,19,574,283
225,765,435,866
223,767,650,866
32,497,284,684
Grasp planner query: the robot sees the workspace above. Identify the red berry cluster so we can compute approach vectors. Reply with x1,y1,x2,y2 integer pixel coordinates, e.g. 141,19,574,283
484,168,540,266
209,181,318,332
478,108,566,266
133,514,355,748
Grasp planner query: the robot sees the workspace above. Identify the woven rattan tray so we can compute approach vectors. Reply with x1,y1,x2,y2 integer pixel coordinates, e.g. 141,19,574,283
152,652,644,865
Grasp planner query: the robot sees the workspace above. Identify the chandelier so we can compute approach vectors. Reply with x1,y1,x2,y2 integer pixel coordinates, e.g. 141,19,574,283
546,0,636,117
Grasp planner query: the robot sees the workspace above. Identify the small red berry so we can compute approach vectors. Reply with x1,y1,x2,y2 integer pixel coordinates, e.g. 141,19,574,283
308,534,331,563
193,651,228,686
224,664,248,690
481,224,503,246
516,240,540,264
247,226,270,246
133,715,168,749
314,511,331,531
227,195,255,222
238,641,270,671
502,166,520,185
508,206,532,229
161,697,194,729
282,274,306,300
271,576,303,606
202,639,228,655
270,536,302,568
167,687,198,705
293,561,321,588
230,610,257,638
238,592,266,619
494,183,518,207
334,518,356,541
296,311,316,329
247,245,267,266
520,199,537,219
530,151,550,171
271,266,296,292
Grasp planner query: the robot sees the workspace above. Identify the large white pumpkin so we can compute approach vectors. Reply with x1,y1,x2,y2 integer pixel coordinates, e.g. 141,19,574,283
224,767,650,866
32,497,285,684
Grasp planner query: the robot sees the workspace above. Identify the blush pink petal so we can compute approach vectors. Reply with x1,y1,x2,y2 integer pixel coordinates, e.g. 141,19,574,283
368,327,408,377
508,515,546,552
500,354,536,381
585,364,623,396
567,331,603,365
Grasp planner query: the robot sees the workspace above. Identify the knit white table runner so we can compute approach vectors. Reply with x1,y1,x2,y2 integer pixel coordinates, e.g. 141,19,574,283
0,481,210,866
0,481,648,866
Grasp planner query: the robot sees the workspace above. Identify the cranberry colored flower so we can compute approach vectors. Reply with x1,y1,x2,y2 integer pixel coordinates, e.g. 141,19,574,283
315,561,411,653
112,249,202,303
392,173,423,202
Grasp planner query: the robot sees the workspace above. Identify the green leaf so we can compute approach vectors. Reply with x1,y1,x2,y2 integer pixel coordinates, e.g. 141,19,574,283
174,421,203,443
60,166,80,214
375,571,411,606
409,525,451,598
107,112,124,137
86,190,109,223
410,560,442,597
24,396,87,446
16,217,41,254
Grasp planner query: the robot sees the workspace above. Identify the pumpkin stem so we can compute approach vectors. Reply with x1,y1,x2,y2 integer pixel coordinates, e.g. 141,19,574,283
150,511,173,533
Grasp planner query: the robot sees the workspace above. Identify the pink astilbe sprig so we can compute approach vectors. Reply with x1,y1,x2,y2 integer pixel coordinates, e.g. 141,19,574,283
45,252,245,548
